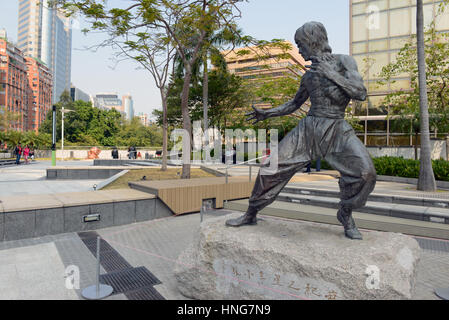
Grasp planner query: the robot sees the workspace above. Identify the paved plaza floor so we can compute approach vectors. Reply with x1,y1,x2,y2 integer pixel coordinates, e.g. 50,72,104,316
0,160,104,196
0,209,448,300
1,161,448,300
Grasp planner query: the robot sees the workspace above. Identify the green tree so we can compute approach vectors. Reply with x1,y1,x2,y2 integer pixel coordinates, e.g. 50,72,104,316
377,6,449,186
417,0,436,191
55,0,247,179
0,105,20,132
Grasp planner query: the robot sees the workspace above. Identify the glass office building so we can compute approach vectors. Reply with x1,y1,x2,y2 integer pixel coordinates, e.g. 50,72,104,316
17,0,72,104
350,0,449,144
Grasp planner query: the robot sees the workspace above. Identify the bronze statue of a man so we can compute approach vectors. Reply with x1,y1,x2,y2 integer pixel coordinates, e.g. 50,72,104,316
226,22,377,240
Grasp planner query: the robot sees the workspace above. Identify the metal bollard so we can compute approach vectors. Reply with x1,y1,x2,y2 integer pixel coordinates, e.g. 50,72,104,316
249,164,252,182
81,236,113,300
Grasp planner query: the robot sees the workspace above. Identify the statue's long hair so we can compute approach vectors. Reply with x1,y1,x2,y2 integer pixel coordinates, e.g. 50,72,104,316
295,22,332,58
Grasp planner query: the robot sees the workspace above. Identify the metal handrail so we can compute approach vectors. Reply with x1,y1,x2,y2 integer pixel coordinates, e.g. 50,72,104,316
218,155,268,186
218,155,266,171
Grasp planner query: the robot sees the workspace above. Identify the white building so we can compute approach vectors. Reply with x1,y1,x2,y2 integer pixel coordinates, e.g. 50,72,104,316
17,0,72,104
122,94,134,120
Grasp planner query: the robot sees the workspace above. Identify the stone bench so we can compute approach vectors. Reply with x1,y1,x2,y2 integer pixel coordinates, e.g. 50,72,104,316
0,189,172,241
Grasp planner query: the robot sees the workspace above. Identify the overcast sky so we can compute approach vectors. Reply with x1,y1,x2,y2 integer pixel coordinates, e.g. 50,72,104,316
0,0,349,118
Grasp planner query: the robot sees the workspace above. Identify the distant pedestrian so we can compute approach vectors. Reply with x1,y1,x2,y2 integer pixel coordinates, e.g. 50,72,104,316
305,157,321,173
23,145,30,164
30,147,35,161
130,146,137,159
14,143,22,165
111,147,119,159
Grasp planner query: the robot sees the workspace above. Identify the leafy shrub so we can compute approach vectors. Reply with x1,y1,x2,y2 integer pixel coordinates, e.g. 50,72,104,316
310,156,449,182
371,156,449,182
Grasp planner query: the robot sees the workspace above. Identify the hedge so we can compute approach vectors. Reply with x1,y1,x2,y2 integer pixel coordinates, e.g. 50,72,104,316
310,156,449,182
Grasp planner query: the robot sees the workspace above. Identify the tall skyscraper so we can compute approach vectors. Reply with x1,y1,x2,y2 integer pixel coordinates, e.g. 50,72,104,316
122,94,134,120
17,0,72,104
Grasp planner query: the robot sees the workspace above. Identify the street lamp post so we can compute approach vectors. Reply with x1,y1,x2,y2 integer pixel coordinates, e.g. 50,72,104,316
51,105,56,166
61,107,74,161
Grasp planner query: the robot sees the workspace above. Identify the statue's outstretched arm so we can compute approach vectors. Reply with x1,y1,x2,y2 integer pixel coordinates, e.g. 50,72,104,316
264,78,309,118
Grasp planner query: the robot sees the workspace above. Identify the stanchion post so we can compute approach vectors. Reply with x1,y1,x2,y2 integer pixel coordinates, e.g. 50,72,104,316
81,236,113,300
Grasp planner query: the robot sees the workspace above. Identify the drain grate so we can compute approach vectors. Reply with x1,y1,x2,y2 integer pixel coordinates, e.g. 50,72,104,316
125,286,165,301
82,237,116,254
78,231,165,300
78,231,132,272
97,251,133,273
99,266,162,294
78,231,99,240
415,237,449,253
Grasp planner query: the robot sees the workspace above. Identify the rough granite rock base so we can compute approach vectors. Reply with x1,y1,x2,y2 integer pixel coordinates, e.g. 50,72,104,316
174,213,421,300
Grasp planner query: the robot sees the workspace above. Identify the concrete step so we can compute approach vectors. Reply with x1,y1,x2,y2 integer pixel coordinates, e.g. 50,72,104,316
278,192,449,224
0,159,16,166
283,185,449,209
224,199,449,240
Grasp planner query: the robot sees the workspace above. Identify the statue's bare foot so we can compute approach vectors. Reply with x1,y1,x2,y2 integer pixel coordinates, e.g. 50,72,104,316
337,206,363,240
226,208,258,227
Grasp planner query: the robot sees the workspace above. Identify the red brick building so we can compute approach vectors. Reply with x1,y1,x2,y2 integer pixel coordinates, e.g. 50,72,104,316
0,38,30,131
26,57,52,132
0,38,52,132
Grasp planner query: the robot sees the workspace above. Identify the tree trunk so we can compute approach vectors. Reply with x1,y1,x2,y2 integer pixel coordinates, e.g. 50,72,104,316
181,68,192,179
161,94,168,171
414,131,418,161
203,55,209,152
416,0,436,191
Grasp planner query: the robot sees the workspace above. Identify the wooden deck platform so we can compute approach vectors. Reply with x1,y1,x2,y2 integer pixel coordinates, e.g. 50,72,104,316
129,177,255,215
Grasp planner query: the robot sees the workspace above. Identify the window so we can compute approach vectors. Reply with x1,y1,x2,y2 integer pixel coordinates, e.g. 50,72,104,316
390,8,411,37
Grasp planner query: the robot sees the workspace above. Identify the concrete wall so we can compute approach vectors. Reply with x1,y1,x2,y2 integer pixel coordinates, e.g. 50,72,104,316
0,192,173,241
34,149,158,159
47,168,126,180
0,153,11,159
367,140,447,160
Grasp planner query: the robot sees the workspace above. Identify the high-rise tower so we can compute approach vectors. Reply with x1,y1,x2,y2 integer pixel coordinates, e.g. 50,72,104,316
17,0,72,104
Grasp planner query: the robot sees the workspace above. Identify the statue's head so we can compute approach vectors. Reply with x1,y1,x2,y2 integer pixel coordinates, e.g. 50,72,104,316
294,22,332,61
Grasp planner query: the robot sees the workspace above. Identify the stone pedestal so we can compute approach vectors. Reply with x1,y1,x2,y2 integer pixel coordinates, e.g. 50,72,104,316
174,213,421,300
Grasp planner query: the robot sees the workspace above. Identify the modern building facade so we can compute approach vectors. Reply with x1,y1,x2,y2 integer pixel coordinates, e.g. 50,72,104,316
224,41,308,80
138,112,149,126
350,0,449,144
70,85,90,103
25,56,52,132
122,94,134,120
17,0,72,104
223,41,308,110
94,93,123,112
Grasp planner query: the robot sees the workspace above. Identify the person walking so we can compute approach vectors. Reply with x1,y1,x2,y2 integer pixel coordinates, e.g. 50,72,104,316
23,145,30,164
14,143,22,165
111,147,119,159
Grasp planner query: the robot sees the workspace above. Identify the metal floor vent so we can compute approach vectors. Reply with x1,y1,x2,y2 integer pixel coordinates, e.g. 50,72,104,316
78,231,165,300
99,266,162,294
125,286,165,300
415,237,449,253
78,232,132,272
